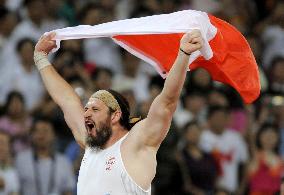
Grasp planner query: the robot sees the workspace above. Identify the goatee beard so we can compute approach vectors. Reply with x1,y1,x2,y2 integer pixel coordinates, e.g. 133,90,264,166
86,123,112,149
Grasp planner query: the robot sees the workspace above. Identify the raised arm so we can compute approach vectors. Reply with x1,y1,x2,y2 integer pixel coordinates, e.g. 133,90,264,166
34,33,86,148
132,30,203,149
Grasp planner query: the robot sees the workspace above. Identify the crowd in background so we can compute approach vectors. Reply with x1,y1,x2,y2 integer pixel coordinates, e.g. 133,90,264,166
0,0,284,194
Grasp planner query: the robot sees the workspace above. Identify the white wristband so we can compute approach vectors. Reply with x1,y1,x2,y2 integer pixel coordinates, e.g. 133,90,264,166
33,51,51,70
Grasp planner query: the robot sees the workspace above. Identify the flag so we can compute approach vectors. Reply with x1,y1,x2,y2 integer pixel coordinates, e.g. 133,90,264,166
50,10,260,103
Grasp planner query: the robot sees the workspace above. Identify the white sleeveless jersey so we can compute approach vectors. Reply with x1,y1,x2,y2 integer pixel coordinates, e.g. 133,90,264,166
77,134,151,195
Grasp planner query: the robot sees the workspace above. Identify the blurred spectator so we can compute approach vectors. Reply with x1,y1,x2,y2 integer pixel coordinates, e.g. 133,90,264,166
65,141,84,195
0,91,31,154
79,2,123,73
100,0,116,22
0,38,44,110
137,75,164,118
11,0,46,42
0,7,18,67
0,131,20,195
200,105,249,194
115,0,136,20
113,49,150,103
246,33,269,91
190,0,221,14
147,75,164,101
174,91,207,129
186,68,213,95
159,0,179,14
207,88,229,107
5,0,23,11
60,40,84,60
139,73,182,195
52,49,85,81
15,117,75,195
91,67,113,91
260,2,284,67
271,96,284,157
42,0,67,32
247,123,284,195
177,121,218,195
32,94,72,152
2,0,47,68
254,0,279,20
69,76,92,104
118,88,139,116
152,121,182,195
267,56,284,95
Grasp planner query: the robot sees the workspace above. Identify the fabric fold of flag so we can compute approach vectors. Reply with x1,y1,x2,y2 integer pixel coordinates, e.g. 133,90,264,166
49,10,260,103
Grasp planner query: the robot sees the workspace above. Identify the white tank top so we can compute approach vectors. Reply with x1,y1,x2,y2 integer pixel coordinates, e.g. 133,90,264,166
77,134,151,195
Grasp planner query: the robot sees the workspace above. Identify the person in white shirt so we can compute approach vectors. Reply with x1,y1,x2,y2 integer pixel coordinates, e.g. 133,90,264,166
0,131,20,195
0,38,44,110
199,105,248,194
33,30,204,195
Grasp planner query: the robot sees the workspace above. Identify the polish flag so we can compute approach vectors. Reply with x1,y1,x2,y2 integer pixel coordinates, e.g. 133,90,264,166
51,10,260,103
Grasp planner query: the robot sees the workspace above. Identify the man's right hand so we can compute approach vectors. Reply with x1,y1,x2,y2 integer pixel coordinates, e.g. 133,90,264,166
35,32,57,54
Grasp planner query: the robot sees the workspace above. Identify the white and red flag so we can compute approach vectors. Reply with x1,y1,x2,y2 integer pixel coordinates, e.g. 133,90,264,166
50,10,260,103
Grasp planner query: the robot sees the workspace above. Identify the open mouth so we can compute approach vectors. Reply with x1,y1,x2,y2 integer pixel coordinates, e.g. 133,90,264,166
85,120,95,134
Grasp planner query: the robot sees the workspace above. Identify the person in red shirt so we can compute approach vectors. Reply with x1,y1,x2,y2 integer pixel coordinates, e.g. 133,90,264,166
248,123,284,195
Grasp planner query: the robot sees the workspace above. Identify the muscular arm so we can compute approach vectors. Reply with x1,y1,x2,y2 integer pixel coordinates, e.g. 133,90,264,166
34,33,86,148
131,31,203,149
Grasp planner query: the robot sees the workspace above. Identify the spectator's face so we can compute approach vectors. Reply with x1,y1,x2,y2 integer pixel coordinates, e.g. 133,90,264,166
95,71,112,90
271,61,284,83
144,0,159,12
53,51,78,79
83,8,103,25
185,124,201,145
32,121,55,149
0,13,18,37
208,91,228,106
19,41,34,67
272,2,284,25
61,40,82,53
260,128,278,151
53,52,73,70
27,1,45,23
7,96,24,117
84,98,113,149
0,133,10,163
45,0,63,15
208,111,228,133
123,53,140,76
184,95,206,114
192,68,211,88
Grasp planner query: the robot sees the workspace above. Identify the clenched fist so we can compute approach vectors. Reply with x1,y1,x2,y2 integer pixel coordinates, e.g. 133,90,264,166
180,30,203,55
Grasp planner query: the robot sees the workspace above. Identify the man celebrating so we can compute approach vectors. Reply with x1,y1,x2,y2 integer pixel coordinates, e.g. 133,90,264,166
33,30,203,194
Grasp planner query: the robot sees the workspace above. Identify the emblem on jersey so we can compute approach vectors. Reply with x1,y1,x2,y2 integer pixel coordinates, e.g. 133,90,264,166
105,156,116,171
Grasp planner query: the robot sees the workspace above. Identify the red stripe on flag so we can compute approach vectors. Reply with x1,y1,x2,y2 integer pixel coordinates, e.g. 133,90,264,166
190,15,260,103
114,33,183,73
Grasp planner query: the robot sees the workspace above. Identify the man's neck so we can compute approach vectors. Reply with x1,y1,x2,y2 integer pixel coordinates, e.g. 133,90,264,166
103,127,128,149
